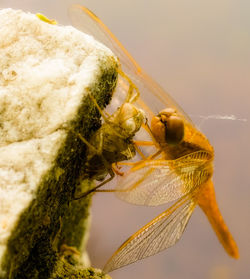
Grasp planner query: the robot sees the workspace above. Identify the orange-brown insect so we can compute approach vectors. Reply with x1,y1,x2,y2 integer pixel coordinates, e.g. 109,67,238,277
104,108,239,271
69,5,239,272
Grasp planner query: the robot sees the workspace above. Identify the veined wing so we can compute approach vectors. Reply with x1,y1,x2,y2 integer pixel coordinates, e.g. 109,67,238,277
103,194,196,272
115,150,212,206
68,5,192,122
69,5,139,74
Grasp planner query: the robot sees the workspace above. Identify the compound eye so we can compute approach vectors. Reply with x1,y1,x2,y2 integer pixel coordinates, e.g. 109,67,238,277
165,115,184,145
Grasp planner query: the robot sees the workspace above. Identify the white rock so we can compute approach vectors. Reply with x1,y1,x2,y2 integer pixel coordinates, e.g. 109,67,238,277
0,8,117,277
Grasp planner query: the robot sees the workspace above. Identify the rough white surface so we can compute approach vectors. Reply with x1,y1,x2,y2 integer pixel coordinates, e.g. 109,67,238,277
0,9,114,145
0,8,115,268
0,131,66,262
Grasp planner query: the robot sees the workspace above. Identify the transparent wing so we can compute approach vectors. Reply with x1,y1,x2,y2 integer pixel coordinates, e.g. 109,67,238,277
68,5,192,122
69,4,138,74
115,150,212,206
103,195,196,272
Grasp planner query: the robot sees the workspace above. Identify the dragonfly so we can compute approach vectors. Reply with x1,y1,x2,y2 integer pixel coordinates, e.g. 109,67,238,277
103,108,239,272
75,76,145,199
69,4,239,272
35,11,145,198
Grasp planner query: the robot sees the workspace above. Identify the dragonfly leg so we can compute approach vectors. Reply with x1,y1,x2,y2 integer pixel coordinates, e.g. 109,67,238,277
118,68,140,103
133,140,155,146
74,168,115,200
77,132,97,152
88,93,111,120
77,127,104,156
133,140,155,159
112,163,124,176
141,122,159,145
74,129,115,199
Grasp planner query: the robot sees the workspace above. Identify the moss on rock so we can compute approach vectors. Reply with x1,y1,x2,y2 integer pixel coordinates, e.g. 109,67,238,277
1,54,118,278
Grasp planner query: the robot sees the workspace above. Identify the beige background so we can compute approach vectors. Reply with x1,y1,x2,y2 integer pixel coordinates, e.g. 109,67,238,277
1,1,249,279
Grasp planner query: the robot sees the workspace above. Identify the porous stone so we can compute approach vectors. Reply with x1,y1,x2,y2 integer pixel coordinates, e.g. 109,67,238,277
0,8,118,278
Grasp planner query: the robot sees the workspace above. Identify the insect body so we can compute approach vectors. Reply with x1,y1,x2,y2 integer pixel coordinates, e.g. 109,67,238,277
84,100,144,184
75,76,145,199
69,4,239,272
103,108,239,272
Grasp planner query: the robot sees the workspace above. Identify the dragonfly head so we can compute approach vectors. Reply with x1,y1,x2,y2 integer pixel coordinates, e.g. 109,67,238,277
116,102,145,137
151,108,184,145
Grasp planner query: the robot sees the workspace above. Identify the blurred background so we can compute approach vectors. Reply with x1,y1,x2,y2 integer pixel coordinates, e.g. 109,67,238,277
1,1,249,278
